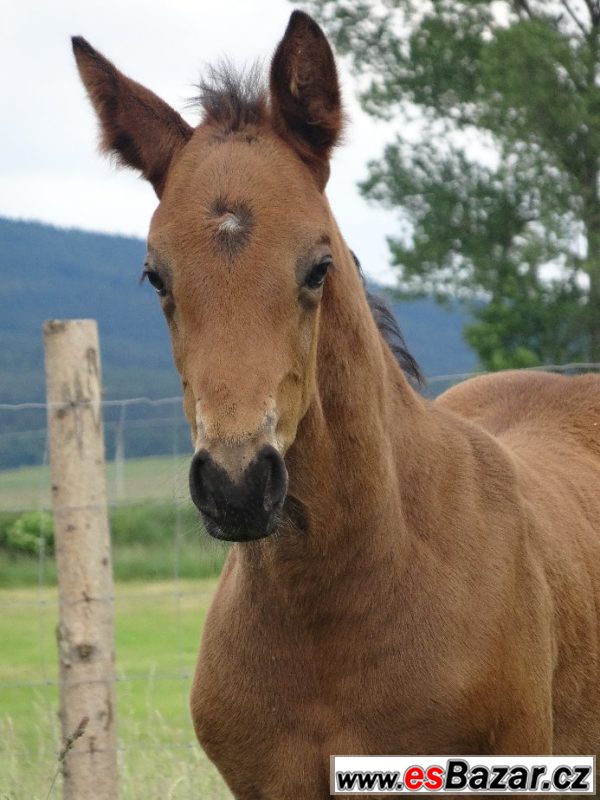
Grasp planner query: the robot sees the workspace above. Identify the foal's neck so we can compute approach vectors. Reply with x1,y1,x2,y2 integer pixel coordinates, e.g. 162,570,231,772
302,239,428,539
237,231,431,590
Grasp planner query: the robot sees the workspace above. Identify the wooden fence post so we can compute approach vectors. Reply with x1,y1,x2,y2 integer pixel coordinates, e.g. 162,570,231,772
44,319,117,800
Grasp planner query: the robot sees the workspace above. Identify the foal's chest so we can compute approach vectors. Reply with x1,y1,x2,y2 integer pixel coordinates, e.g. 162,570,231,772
189,577,487,799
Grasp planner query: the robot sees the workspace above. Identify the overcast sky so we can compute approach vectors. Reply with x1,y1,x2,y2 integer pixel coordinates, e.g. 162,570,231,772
1,0,407,284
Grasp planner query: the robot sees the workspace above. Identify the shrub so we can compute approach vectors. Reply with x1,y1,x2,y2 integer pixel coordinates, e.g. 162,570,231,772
0,512,19,548
6,510,54,554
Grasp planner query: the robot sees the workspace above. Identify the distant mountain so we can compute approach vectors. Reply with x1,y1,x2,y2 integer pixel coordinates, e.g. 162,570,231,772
0,217,477,467
0,217,179,405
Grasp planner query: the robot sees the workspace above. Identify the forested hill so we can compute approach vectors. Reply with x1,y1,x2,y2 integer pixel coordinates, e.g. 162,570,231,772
0,216,477,405
1,217,179,405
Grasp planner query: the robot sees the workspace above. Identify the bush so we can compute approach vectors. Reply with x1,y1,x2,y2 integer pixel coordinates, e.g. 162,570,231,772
6,510,54,554
0,512,19,547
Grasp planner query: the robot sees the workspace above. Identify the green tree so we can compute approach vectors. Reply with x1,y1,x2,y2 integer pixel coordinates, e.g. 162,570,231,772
299,0,600,369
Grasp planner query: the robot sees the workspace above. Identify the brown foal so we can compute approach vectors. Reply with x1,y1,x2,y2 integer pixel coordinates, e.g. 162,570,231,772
73,11,600,798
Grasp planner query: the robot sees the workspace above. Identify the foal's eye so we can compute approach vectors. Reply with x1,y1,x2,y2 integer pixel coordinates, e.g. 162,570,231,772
143,268,167,297
305,257,332,290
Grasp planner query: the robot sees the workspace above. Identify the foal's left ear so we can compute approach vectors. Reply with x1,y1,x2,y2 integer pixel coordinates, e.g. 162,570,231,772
270,11,343,189
72,37,193,197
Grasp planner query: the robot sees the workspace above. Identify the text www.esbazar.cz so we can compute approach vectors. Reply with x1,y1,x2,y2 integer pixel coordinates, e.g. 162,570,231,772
333,757,595,794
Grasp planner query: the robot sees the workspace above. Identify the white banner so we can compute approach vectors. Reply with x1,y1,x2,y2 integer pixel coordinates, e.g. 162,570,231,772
331,756,596,794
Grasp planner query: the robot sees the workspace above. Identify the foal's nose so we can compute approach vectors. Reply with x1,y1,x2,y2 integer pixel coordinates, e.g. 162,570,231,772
189,445,288,541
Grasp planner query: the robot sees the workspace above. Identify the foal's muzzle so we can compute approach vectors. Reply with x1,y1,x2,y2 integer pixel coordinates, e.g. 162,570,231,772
189,445,288,541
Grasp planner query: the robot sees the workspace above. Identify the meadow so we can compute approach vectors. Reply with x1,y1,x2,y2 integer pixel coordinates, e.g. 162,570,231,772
0,456,232,798
0,455,191,512
0,580,232,799
0,456,229,586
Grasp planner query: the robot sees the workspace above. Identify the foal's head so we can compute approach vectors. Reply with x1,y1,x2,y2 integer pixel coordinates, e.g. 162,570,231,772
74,12,346,541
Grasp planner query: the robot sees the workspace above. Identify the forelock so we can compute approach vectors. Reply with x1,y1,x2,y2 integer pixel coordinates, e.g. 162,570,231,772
193,61,269,134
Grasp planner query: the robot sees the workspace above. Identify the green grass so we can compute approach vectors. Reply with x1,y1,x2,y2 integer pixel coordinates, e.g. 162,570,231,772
0,455,190,512
0,539,228,587
0,579,232,799
0,458,230,587
0,503,229,587
0,455,232,795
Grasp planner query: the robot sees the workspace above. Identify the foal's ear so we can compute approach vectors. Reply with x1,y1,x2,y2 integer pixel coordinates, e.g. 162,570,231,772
270,11,343,189
72,37,193,197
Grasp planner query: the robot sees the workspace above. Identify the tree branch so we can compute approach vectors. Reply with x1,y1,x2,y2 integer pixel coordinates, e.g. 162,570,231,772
560,0,589,35
511,0,536,20
583,0,600,26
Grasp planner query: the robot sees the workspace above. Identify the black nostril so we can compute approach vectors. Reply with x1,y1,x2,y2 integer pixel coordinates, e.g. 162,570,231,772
189,445,288,541
258,445,288,512
189,450,223,521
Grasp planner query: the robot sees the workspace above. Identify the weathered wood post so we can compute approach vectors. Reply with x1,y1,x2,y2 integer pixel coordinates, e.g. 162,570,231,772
44,319,117,800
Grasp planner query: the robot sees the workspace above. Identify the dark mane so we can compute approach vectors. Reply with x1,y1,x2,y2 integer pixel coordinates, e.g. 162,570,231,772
351,252,424,387
193,62,268,133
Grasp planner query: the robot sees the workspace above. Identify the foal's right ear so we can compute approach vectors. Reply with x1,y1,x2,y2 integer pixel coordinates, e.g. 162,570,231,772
270,11,343,189
72,37,193,197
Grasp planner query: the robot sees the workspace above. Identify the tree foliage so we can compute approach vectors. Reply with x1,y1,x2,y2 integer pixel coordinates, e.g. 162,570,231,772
299,0,600,368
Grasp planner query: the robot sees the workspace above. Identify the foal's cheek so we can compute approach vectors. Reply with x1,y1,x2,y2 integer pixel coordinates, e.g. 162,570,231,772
275,316,321,451
275,374,304,452
165,310,184,369
182,383,197,443
298,309,320,410
165,317,196,438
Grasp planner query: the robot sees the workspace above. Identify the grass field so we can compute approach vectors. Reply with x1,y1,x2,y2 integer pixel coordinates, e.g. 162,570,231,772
0,454,230,587
0,579,232,800
0,526,228,587
1,455,232,796
0,455,190,512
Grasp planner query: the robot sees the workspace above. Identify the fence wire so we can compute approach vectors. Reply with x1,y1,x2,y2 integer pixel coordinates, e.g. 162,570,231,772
0,393,228,799
1,362,599,799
